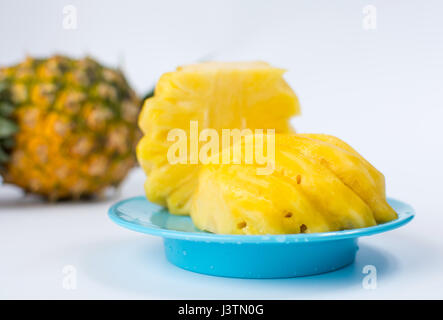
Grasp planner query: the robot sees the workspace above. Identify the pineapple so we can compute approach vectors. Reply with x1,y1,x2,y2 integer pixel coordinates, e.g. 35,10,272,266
191,133,397,235
137,62,300,215
0,55,141,200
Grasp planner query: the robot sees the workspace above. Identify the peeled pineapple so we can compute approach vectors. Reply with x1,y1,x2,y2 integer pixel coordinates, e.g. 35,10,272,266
191,133,397,235
137,62,300,215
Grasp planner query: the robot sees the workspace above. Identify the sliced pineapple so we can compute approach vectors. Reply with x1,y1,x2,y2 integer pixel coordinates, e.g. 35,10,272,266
137,62,300,215
191,133,397,235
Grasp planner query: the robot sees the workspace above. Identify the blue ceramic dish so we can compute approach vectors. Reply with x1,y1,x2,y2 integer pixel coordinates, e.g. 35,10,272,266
108,196,414,278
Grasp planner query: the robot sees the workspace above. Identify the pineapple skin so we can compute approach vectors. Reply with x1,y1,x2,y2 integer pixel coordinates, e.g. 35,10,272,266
191,133,397,235
137,62,300,215
0,56,141,199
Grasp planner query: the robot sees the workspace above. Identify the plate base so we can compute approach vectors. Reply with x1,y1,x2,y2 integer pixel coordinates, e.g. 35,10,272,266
164,238,358,278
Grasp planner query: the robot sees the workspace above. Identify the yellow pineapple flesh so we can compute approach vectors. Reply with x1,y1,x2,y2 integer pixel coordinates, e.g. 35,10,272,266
137,62,300,215
191,133,397,235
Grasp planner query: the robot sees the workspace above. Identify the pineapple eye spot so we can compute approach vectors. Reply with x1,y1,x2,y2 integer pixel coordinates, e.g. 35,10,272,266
320,158,329,167
296,175,302,184
300,224,307,233
237,221,247,229
284,211,293,218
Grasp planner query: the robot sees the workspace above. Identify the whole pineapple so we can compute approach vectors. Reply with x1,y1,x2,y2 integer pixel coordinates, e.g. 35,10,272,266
0,55,141,200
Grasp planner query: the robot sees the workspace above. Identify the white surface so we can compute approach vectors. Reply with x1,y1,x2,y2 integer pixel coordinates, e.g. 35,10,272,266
1,168,441,300
1,0,443,299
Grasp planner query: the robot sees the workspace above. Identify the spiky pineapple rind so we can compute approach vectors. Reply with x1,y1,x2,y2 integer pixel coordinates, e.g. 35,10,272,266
0,55,141,199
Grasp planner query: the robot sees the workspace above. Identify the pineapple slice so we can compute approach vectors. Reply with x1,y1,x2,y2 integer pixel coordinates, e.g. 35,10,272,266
137,62,300,215
191,133,397,234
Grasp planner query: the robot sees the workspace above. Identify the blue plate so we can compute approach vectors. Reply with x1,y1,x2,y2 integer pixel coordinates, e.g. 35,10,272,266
108,196,414,278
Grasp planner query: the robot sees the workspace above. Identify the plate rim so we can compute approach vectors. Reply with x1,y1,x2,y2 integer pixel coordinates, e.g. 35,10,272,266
108,196,414,243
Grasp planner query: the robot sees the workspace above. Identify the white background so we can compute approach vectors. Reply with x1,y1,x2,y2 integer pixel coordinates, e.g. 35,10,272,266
0,0,442,299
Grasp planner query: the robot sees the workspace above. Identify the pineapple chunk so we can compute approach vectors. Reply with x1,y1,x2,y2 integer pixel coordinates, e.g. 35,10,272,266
137,62,300,215
191,133,397,234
